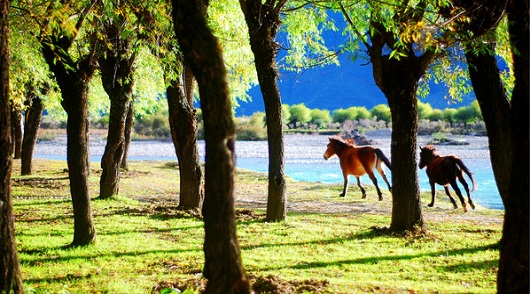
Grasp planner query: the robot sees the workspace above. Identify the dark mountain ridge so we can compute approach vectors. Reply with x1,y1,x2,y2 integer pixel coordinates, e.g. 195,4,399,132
236,53,475,116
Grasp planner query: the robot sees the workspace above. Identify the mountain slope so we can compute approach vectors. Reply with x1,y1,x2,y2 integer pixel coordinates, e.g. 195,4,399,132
236,55,475,116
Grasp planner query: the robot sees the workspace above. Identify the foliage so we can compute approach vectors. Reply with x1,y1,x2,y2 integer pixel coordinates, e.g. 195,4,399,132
370,104,391,123
332,106,371,123
235,112,267,140
281,4,340,70
208,0,258,105
11,159,503,293
288,103,312,127
310,108,332,128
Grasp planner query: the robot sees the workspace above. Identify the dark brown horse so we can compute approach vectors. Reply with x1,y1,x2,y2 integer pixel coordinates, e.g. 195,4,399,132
419,145,477,212
323,136,392,200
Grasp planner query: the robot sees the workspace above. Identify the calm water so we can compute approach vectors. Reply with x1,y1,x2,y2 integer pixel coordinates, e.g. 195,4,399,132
34,133,503,210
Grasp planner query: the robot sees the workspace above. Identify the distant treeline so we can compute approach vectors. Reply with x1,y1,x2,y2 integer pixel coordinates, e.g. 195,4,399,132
39,101,485,141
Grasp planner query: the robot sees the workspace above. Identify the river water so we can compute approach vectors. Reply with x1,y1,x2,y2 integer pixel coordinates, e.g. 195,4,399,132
33,132,503,210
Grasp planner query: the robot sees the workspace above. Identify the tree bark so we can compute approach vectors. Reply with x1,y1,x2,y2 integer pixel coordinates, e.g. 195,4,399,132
369,21,431,232
240,0,287,222
497,1,529,291
121,98,134,170
0,0,24,290
10,106,22,159
40,42,97,247
166,64,203,210
172,0,250,292
21,95,44,175
98,37,135,199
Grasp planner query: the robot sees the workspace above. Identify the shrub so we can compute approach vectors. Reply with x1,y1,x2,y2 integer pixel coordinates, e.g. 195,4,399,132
235,112,267,140
310,109,332,128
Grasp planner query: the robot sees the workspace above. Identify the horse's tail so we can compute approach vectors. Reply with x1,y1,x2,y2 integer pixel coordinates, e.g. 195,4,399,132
374,148,391,171
455,158,477,191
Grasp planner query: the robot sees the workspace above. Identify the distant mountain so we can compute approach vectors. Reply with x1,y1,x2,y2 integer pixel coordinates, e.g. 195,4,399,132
235,53,475,116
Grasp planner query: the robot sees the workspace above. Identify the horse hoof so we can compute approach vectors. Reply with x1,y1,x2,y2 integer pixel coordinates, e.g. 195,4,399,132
470,203,476,210
340,193,345,197
378,197,383,201
362,195,367,199
427,203,434,207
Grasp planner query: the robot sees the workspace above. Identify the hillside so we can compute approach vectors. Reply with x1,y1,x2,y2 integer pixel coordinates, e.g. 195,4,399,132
237,54,475,116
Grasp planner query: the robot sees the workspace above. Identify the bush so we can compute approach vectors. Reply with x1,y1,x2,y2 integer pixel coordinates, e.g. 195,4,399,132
310,109,332,129
134,113,171,139
235,112,267,140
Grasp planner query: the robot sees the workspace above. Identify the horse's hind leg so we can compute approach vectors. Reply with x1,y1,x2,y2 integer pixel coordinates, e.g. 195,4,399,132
443,186,458,209
367,171,383,201
457,172,475,210
376,160,392,192
356,176,367,199
449,180,468,212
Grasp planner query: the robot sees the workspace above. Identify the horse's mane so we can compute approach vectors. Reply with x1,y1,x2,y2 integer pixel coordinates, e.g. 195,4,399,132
329,136,355,147
422,145,440,156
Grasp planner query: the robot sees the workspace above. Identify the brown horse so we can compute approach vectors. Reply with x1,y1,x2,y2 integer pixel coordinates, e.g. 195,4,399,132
323,136,392,200
419,145,477,212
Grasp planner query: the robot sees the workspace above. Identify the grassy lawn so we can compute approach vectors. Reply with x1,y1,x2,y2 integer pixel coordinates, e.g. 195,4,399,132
11,159,503,293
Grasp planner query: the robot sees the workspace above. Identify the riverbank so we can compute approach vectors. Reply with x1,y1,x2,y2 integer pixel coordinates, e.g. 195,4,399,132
32,131,502,209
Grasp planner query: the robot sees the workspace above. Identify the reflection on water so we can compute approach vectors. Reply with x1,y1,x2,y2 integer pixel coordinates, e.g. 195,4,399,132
34,133,503,210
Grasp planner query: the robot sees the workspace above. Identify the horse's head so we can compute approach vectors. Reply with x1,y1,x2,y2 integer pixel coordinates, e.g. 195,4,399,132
419,145,437,169
323,137,344,160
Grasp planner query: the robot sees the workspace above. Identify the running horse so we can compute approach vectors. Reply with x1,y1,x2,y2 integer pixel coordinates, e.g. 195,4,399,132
323,136,392,200
419,145,477,212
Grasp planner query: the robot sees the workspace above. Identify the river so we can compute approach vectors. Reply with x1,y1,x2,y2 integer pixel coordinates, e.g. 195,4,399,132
33,131,503,210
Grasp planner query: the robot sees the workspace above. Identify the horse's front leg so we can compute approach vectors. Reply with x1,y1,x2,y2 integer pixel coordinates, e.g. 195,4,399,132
356,176,367,199
428,180,437,207
340,174,349,197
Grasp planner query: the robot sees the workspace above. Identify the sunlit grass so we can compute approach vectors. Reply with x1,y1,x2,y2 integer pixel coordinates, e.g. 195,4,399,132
11,159,503,293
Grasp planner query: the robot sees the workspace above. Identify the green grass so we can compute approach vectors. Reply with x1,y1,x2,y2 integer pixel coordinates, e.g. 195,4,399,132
11,159,503,293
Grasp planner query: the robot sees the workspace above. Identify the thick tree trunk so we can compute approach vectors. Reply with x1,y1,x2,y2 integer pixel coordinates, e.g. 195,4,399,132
166,67,203,209
63,85,96,246
172,1,250,292
10,106,22,159
497,1,529,291
41,46,97,247
121,98,134,170
368,22,431,232
465,43,513,201
386,81,424,231
21,95,44,175
99,51,135,199
240,0,287,222
0,0,24,289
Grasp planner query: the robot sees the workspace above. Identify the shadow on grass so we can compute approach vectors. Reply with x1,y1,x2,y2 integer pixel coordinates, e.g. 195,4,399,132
20,246,202,267
258,242,499,272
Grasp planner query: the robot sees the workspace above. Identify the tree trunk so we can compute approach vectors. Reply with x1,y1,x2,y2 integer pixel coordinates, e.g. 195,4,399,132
172,1,250,292
368,22,432,232
98,49,135,199
10,106,22,159
21,95,44,175
121,98,134,170
63,85,96,246
386,78,425,231
40,45,97,247
0,0,24,289
166,65,203,210
240,0,287,222
497,1,529,291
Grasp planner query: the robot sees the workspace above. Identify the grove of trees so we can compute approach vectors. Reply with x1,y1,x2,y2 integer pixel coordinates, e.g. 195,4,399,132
0,0,527,292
